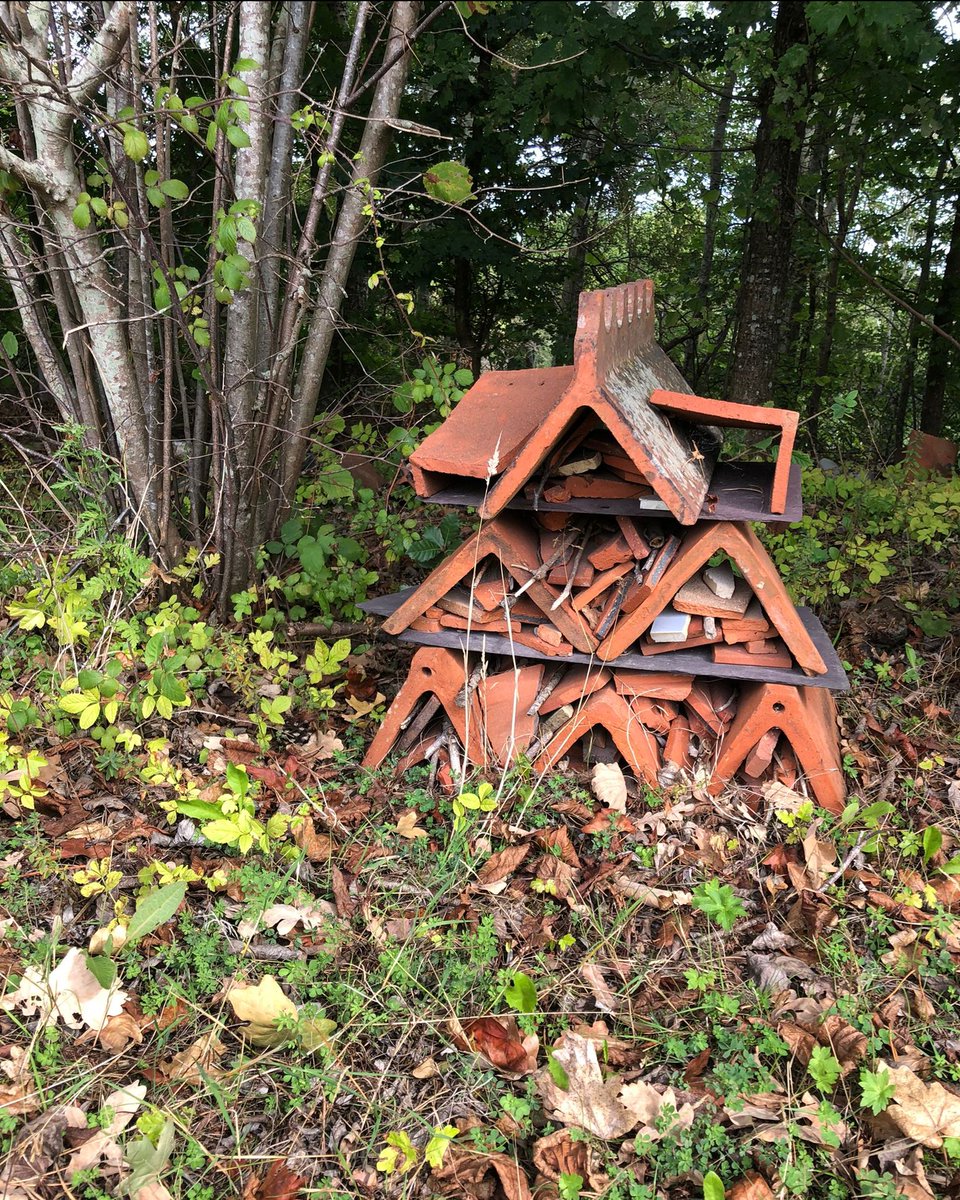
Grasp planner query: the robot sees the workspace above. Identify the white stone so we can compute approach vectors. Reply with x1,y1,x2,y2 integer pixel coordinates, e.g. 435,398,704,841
703,562,735,599
649,609,691,643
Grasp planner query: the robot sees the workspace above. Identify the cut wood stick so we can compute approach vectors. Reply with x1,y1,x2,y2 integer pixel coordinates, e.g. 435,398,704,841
527,665,566,717
596,573,631,639
511,527,578,599
550,525,593,610
397,695,441,752
526,704,574,760
455,662,485,708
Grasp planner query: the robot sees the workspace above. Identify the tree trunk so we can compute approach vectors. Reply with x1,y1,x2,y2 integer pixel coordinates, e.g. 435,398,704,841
685,68,735,379
728,1,814,406
920,182,960,437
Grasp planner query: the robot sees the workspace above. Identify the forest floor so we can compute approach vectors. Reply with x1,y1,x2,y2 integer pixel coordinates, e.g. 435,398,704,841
1,561,960,1200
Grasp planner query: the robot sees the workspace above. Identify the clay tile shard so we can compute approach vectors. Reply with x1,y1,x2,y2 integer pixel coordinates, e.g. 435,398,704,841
478,664,545,765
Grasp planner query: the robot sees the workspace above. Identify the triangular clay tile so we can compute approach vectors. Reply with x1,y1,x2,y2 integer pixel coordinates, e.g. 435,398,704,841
598,521,827,675
533,684,660,785
362,647,489,770
380,514,598,653
409,366,574,496
708,683,845,814
479,281,715,524
649,389,798,515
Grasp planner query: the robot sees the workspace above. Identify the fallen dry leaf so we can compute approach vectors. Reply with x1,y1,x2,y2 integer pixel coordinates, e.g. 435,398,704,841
885,1064,960,1148
0,946,128,1033
0,1105,86,1199
395,808,428,839
474,844,530,893
591,762,627,812
97,1012,144,1054
0,1046,40,1117
618,1078,696,1140
801,819,836,885
67,1080,146,1173
457,1015,539,1076
161,1031,226,1086
292,817,336,861
430,1123,532,1200
532,1128,603,1189
580,962,619,1014
411,1056,441,1080
728,1172,775,1199
536,1031,638,1140
242,1158,307,1200
238,900,337,940
226,976,298,1048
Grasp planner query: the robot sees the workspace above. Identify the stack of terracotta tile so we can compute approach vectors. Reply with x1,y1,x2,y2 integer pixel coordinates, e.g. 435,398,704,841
362,280,848,812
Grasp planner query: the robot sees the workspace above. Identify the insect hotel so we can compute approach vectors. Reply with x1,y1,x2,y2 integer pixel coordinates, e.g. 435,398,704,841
362,280,847,812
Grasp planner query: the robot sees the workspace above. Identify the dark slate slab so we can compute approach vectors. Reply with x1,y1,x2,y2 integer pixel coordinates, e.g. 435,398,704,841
361,590,848,691
422,460,803,525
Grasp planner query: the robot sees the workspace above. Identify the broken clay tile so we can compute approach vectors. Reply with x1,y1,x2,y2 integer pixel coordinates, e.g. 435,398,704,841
478,664,545,766
410,616,444,633
539,529,572,565
564,475,647,500
409,365,572,484
534,684,661,786
439,614,520,635
685,683,728,735
543,483,571,503
572,561,634,611
712,640,792,669
425,606,445,619
588,532,634,571
743,728,780,779
537,511,571,531
547,559,595,588
663,716,692,768
535,624,564,647
598,521,828,675
640,632,719,656
472,580,507,611
708,683,845,814
746,638,773,654
628,695,678,733
362,647,488,771
611,671,692,701
673,574,752,619
616,516,651,559
511,630,574,656
648,387,799,515
539,666,612,714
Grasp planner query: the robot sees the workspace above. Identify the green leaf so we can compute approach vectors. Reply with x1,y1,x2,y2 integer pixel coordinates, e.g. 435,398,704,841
423,161,474,205
546,1050,569,1090
1,331,18,357
174,799,225,821
78,669,100,689
702,1172,725,1200
72,202,91,229
125,882,187,947
558,1174,584,1200
860,1066,895,1115
233,57,260,72
453,368,473,387
160,178,189,200
179,113,199,135
226,124,251,149
84,953,117,988
202,818,242,845
922,826,942,864
236,215,257,242
504,971,537,1014
692,878,746,932
808,1046,842,1091
123,127,149,162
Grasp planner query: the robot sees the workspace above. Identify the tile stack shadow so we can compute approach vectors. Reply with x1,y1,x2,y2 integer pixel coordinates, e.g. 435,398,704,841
361,280,848,812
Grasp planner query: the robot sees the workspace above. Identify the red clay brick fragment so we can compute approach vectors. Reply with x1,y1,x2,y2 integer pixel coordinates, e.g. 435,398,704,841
539,666,612,714
588,533,633,571
535,624,563,647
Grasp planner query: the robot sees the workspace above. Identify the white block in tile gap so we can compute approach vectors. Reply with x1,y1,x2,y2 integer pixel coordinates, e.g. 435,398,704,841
704,562,735,599
703,616,717,638
649,609,692,643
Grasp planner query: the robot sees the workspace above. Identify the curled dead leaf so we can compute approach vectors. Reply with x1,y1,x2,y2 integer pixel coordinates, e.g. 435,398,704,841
591,762,627,813
885,1064,960,1148
454,1015,539,1076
